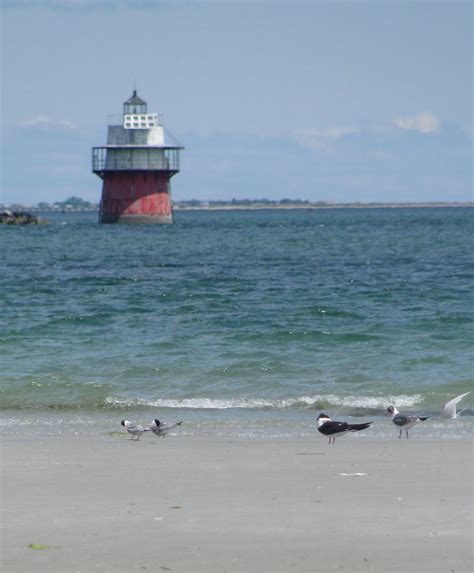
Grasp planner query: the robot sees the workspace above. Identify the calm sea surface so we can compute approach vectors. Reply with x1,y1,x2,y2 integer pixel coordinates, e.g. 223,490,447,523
1,208,473,438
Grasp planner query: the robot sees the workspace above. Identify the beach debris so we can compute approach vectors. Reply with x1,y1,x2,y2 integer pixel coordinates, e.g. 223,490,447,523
28,543,56,550
121,420,146,440
149,419,183,438
387,405,429,439
443,392,471,418
337,473,367,477
316,413,373,444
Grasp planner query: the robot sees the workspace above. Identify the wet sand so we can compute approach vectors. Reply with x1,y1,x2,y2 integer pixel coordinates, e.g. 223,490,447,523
1,435,472,572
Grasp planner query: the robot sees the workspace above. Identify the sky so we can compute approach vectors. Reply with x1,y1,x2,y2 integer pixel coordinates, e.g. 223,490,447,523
1,0,472,205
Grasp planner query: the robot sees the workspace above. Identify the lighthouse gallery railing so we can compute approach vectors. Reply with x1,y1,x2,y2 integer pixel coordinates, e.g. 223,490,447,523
92,146,181,176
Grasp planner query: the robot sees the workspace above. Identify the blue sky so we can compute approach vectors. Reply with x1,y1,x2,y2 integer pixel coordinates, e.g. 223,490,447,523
1,0,472,205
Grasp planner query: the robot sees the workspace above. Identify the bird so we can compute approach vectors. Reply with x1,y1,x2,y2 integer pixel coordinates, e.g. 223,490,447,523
387,406,429,439
443,392,471,418
149,419,183,438
316,413,373,444
121,420,145,440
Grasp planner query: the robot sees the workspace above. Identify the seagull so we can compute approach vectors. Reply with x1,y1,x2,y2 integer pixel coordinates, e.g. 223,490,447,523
149,419,183,438
316,413,373,444
443,392,471,418
387,406,429,439
121,420,145,440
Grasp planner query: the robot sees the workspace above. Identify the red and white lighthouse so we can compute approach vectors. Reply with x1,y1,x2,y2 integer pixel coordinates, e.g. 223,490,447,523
92,91,183,224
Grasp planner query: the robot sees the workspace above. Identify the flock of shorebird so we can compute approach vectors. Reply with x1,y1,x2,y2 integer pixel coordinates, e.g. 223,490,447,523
121,418,183,440
121,391,470,444
315,391,470,444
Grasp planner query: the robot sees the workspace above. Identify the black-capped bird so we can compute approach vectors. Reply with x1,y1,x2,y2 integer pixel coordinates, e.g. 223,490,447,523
121,420,145,440
316,413,373,444
149,419,183,438
387,406,429,439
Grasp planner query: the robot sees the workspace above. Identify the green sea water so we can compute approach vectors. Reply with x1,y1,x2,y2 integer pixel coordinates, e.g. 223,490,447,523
1,207,472,437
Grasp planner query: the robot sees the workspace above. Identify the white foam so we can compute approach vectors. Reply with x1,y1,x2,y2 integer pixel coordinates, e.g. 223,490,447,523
104,393,423,410
314,394,423,408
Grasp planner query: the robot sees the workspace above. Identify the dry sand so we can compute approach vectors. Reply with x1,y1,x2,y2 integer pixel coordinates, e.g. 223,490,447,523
1,435,472,572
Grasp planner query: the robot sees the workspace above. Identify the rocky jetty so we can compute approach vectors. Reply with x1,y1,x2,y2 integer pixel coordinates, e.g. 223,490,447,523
0,210,47,225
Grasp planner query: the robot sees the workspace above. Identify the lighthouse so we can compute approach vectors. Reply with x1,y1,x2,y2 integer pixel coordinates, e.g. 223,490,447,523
92,91,183,224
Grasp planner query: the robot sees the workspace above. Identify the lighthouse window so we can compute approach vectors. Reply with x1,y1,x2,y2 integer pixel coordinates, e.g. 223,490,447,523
123,113,159,129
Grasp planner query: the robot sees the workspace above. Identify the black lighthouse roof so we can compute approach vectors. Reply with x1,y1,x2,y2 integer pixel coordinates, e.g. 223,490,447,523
125,90,146,106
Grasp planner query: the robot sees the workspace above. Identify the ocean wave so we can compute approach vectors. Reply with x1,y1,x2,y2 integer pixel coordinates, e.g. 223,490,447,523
103,393,423,411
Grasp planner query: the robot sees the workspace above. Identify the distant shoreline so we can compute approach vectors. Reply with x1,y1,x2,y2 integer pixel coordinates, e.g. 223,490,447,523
174,202,473,211
10,201,473,213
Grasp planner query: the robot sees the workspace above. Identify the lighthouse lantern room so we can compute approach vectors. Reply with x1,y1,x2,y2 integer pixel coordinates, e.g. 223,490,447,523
92,91,183,224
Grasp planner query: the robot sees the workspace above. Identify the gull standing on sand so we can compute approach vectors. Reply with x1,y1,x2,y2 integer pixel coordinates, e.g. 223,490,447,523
387,406,429,439
443,392,471,418
316,413,373,444
121,420,145,440
149,419,183,438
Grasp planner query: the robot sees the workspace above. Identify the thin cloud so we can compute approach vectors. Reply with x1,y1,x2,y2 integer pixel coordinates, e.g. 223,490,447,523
294,127,360,139
49,0,97,5
18,116,77,130
293,126,360,149
3,0,98,7
3,0,168,10
394,112,440,134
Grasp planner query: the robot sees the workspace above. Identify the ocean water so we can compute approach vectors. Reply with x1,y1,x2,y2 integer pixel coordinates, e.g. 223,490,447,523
1,207,473,438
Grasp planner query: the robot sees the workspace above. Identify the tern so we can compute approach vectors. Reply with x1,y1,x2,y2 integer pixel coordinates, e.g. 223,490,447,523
443,392,471,418
387,406,429,439
316,413,373,444
149,419,183,438
121,420,145,440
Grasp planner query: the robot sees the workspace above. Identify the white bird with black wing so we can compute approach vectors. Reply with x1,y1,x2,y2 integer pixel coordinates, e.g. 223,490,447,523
316,413,373,444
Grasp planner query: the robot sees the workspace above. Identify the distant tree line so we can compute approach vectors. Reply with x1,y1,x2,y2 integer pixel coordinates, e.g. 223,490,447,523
2,197,317,211
1,197,99,212
174,198,313,208
39,196,98,211
5,196,461,213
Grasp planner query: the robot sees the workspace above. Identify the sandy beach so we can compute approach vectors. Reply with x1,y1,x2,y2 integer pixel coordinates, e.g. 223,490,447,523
1,435,472,573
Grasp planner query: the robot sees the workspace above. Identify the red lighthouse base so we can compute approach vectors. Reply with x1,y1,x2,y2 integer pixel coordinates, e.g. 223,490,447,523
99,172,173,224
